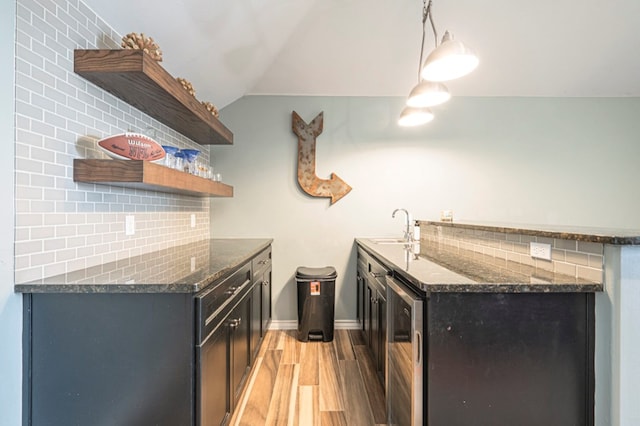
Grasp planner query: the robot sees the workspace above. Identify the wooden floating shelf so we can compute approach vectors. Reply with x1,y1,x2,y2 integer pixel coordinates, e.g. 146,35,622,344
74,49,233,146
73,159,233,198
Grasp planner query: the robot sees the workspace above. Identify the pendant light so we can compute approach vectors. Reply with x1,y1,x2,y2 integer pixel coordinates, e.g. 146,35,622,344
421,31,479,82
407,81,451,107
398,0,478,127
398,106,435,127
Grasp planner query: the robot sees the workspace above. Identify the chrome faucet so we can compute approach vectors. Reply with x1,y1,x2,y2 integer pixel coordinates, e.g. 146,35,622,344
392,208,413,243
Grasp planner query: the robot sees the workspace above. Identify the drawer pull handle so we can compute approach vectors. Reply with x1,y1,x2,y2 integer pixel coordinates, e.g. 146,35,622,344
371,272,387,278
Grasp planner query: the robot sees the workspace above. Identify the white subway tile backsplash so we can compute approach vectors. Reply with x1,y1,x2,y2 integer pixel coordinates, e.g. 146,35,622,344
578,241,604,255
589,254,603,268
14,0,213,282
43,263,66,278
44,238,66,251
67,5,86,27
55,78,77,97
551,248,566,261
45,10,67,34
30,200,56,213
17,186,44,200
554,262,577,277
43,111,67,128
565,251,589,267
421,223,604,283
30,121,56,138
32,251,55,266
15,240,43,256
15,266,45,284
16,100,44,120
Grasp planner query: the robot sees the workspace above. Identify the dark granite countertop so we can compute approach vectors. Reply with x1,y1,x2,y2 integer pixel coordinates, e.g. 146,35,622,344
15,238,273,294
356,238,602,293
420,220,640,245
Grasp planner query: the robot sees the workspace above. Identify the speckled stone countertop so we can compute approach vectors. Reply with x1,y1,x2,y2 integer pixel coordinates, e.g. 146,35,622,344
356,238,603,293
15,238,272,294
421,220,640,245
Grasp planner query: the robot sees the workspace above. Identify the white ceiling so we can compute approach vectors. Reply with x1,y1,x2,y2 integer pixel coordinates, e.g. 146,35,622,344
84,0,640,109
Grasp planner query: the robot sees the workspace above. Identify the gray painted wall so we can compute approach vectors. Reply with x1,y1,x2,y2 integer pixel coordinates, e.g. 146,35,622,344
212,95,640,323
1,1,20,424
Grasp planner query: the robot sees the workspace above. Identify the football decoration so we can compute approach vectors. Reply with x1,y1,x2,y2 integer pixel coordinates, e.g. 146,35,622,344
121,32,163,62
97,132,165,161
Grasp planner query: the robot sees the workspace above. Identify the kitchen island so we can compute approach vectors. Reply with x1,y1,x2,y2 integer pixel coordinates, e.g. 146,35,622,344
357,221,611,426
17,238,272,426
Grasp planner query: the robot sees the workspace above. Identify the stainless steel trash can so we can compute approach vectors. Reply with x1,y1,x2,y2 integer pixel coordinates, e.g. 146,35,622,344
296,266,337,342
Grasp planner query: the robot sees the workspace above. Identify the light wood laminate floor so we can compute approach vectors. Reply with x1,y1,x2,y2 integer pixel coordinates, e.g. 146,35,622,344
230,329,387,426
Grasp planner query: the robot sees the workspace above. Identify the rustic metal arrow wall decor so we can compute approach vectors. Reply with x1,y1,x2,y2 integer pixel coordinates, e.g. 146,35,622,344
292,111,352,205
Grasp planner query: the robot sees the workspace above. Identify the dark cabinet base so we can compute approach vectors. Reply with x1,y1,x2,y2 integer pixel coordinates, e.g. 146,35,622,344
24,246,273,426
24,293,195,426
426,292,595,426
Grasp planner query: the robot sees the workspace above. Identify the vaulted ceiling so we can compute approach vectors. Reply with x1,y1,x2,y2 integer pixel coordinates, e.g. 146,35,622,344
84,0,640,109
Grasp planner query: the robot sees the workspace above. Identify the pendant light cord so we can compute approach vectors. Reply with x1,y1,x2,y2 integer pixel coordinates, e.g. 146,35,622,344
418,0,438,82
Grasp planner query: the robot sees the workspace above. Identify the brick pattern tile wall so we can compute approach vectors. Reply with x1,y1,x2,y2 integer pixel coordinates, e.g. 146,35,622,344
14,0,214,283
419,222,604,283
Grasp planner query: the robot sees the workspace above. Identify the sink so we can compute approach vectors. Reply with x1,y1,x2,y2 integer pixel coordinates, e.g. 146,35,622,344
371,238,416,245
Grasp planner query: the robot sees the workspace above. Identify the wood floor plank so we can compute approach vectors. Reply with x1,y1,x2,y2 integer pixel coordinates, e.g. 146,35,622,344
234,330,384,426
353,345,387,424
296,385,319,426
260,330,277,355
319,411,348,426
348,328,365,346
298,341,319,386
340,359,376,426
333,329,355,360
271,329,286,350
318,342,344,411
265,363,298,425
234,349,283,426
281,330,301,365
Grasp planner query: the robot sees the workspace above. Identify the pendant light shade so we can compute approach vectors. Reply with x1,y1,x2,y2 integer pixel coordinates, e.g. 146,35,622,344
420,31,479,82
398,0,477,127
407,81,451,107
398,107,435,127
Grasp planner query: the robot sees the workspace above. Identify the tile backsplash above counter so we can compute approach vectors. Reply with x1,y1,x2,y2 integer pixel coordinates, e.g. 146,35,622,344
14,0,214,283
418,221,609,284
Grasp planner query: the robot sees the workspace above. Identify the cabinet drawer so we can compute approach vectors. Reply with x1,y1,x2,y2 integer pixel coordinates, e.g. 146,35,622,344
196,263,251,343
252,247,272,278
368,256,388,281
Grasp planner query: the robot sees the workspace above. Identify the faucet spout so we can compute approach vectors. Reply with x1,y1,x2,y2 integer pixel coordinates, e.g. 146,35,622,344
392,208,412,242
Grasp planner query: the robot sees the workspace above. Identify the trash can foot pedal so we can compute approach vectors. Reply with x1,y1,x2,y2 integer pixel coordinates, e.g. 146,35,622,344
308,332,324,341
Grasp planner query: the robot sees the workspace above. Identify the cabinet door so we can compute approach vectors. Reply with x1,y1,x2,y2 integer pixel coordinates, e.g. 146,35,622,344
230,295,251,409
28,293,194,426
261,267,272,336
356,270,365,330
364,278,373,347
370,281,380,366
250,282,262,362
357,248,369,332
199,323,230,426
376,287,387,386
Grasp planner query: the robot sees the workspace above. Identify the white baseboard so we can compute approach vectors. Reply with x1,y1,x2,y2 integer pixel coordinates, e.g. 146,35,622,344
268,319,360,330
